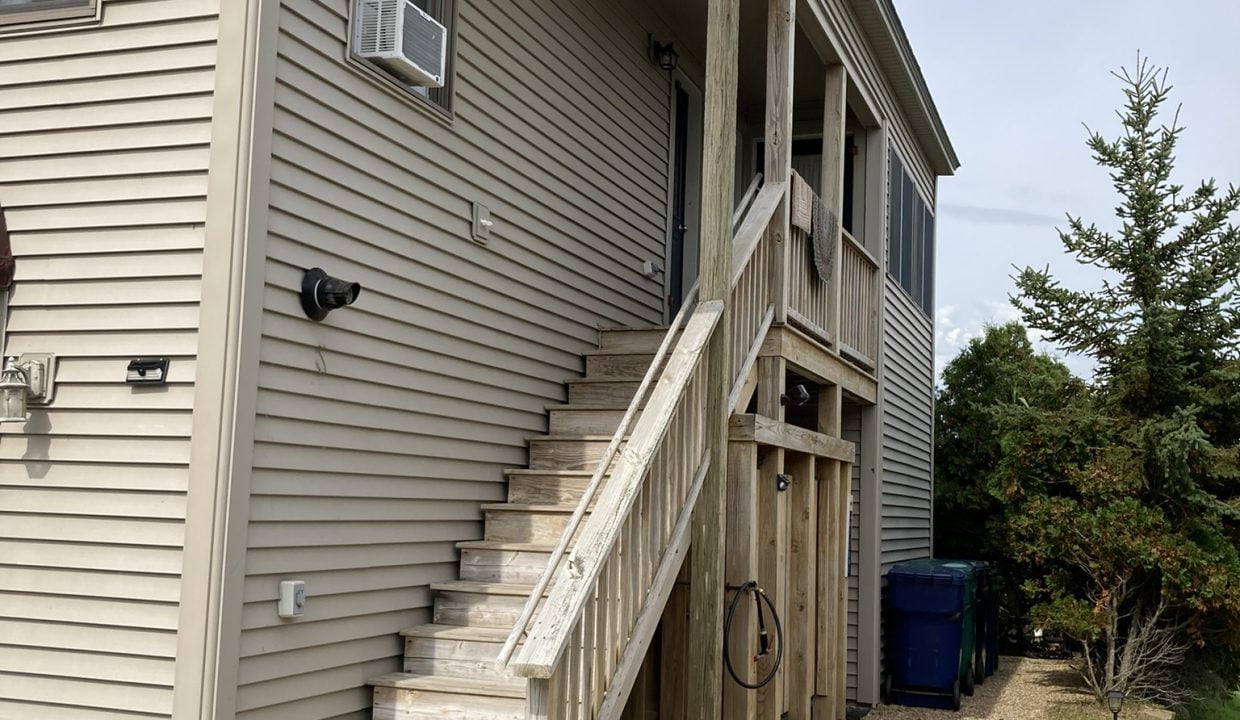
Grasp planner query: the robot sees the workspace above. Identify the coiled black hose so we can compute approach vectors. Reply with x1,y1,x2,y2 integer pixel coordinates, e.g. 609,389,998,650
722,581,784,689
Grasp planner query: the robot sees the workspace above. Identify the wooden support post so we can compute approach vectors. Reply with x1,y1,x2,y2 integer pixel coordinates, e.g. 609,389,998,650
822,64,847,348
723,441,760,720
688,0,739,716
756,444,786,720
765,0,795,323
757,356,787,421
814,385,844,717
818,384,842,438
815,457,840,707
788,452,817,719
755,355,786,718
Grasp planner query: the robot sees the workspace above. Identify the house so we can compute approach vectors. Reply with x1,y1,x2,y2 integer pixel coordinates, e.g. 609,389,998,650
0,0,956,717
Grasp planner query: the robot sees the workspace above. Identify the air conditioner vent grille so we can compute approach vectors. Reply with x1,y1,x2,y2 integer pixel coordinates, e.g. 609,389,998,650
356,0,399,55
401,2,445,81
354,0,447,88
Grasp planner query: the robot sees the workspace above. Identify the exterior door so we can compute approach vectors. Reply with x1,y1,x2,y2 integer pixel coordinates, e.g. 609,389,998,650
666,75,702,320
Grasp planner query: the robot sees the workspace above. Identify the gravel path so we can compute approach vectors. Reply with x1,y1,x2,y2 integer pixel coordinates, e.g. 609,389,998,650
866,656,1096,720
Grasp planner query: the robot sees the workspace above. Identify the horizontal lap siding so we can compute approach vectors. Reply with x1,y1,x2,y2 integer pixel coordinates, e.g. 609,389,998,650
880,282,933,572
237,0,670,716
0,0,217,717
843,406,862,701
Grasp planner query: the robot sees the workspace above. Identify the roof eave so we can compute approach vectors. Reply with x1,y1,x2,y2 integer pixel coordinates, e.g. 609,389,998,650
847,0,960,176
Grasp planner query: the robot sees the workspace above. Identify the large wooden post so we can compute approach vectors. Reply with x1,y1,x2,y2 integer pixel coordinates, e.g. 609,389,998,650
755,357,786,719
723,441,760,720
766,0,795,323
814,384,843,719
822,64,847,348
788,451,818,719
688,0,740,716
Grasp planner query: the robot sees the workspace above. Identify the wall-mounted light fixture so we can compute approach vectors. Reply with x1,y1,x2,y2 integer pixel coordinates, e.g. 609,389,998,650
648,34,679,72
0,354,53,423
780,383,811,407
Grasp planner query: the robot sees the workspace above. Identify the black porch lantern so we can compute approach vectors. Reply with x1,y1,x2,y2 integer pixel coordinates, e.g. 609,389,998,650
648,34,679,72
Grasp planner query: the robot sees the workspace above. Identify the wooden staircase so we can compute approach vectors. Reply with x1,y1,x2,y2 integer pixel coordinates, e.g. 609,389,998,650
369,327,666,720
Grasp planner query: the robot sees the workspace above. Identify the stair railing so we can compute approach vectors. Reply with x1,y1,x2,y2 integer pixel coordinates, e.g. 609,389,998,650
492,174,769,674
500,179,787,720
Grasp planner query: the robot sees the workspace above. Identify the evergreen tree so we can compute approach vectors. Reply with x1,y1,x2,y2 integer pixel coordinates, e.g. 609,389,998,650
1011,56,1240,702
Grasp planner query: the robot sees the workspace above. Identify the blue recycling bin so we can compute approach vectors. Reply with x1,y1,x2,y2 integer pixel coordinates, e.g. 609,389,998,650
885,561,973,710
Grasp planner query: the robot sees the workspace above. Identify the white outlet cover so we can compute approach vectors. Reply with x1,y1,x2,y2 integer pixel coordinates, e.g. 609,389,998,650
278,580,305,618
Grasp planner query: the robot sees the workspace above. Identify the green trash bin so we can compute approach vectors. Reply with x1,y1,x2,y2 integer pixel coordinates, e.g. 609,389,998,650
896,558,978,695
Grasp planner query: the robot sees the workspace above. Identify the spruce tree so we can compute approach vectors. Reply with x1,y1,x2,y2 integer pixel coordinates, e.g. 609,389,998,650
1011,56,1240,702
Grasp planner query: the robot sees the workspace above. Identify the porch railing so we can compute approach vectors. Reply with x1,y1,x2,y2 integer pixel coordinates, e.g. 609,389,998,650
786,174,880,371
499,180,786,720
838,229,879,369
787,219,832,345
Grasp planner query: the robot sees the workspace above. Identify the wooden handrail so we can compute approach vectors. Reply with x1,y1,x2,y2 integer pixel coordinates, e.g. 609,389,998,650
507,181,787,718
494,282,701,673
841,228,878,270
494,179,782,673
731,181,786,286
732,173,764,232
509,301,724,678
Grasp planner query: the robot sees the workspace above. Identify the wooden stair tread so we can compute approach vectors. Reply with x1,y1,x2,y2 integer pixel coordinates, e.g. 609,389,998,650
545,404,633,411
430,580,540,596
564,377,641,384
504,468,593,477
582,348,656,357
479,502,579,512
369,672,526,699
525,433,624,441
400,623,512,641
456,540,555,552
595,325,669,332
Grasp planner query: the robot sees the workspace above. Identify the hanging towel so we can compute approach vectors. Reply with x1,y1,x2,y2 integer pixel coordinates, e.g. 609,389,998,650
790,171,813,233
789,171,836,285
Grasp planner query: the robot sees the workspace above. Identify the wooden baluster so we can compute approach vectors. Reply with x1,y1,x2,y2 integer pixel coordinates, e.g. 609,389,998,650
566,619,581,720
582,595,596,717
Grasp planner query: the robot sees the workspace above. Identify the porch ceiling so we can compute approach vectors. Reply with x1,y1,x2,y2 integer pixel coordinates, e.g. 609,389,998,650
656,0,827,120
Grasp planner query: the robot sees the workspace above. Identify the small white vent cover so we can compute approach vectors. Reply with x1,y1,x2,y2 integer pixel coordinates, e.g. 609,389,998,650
355,0,447,88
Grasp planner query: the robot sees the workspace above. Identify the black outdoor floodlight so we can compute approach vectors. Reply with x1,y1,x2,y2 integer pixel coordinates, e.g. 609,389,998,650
780,383,811,407
1106,690,1125,719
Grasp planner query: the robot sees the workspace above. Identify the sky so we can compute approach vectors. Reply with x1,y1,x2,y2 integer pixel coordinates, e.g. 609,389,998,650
892,0,1240,379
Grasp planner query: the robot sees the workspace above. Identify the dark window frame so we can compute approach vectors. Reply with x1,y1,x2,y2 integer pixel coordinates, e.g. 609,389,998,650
886,149,936,317
0,0,97,28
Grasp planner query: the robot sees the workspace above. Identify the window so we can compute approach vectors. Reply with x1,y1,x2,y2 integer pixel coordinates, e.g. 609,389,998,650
348,0,458,116
0,0,95,26
887,150,935,316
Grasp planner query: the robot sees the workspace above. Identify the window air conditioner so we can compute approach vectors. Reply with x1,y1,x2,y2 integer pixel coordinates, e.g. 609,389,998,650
355,0,447,88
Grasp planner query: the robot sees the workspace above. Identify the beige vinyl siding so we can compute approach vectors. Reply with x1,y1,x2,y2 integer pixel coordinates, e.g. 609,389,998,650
843,406,862,701
234,0,671,715
0,0,218,717
879,279,934,569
